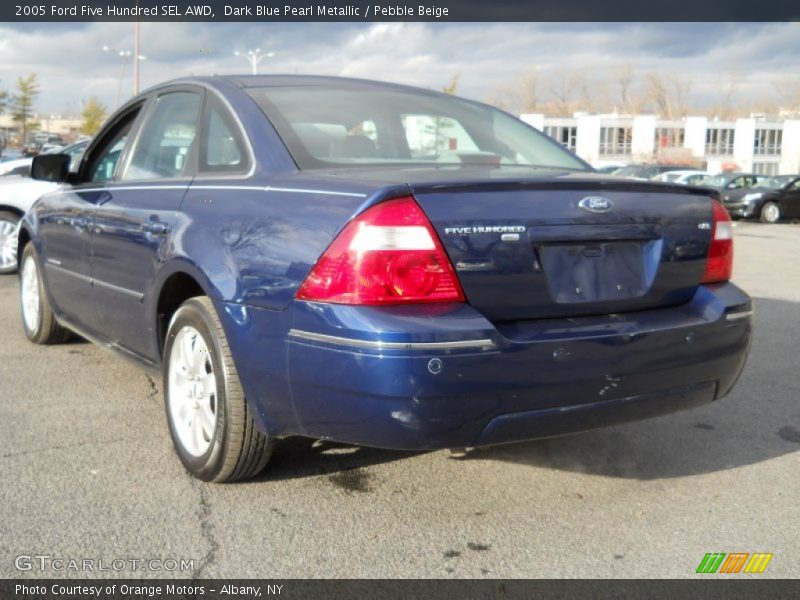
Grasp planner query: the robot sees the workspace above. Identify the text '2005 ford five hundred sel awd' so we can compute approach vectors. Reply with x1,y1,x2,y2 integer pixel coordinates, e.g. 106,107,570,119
18,75,752,482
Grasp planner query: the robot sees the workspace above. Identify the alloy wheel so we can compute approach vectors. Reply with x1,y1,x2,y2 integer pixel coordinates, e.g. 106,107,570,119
762,203,780,223
0,219,18,271
167,326,218,457
20,255,40,334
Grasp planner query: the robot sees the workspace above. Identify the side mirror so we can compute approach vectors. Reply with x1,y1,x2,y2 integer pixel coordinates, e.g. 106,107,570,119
31,154,71,183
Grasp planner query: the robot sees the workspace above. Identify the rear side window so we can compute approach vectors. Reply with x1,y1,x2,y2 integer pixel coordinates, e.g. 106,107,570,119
124,91,201,180
199,96,249,174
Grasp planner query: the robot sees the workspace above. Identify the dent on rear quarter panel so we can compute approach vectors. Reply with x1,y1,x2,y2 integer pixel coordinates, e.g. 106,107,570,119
179,184,372,309
174,181,378,435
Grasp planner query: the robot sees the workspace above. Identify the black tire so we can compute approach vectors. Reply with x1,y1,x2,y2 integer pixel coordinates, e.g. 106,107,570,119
0,210,21,275
162,296,273,482
19,243,71,344
760,201,781,224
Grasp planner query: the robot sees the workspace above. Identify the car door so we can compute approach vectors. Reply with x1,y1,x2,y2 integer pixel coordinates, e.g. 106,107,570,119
38,106,142,332
781,178,800,218
88,87,203,359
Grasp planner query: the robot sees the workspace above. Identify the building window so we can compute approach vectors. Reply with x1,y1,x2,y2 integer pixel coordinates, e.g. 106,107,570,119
705,128,735,155
599,127,632,155
753,162,779,175
543,125,577,151
754,128,782,156
654,127,685,152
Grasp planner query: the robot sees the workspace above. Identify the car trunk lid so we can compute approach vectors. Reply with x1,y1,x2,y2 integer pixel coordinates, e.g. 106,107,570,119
411,179,714,321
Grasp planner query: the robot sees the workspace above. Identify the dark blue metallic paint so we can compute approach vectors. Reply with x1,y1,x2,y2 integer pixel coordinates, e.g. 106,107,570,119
20,75,752,452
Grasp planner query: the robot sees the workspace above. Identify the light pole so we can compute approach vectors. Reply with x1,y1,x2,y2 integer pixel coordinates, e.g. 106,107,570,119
133,20,141,95
104,45,146,109
234,49,275,75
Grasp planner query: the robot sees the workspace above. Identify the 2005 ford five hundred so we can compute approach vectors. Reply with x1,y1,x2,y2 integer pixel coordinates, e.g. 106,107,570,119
18,76,752,482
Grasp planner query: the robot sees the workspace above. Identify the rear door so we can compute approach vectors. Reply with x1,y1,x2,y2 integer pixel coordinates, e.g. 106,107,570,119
89,87,203,358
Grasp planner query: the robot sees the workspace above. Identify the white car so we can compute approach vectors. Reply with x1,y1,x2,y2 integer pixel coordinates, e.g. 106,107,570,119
0,140,89,273
650,170,709,186
0,157,33,177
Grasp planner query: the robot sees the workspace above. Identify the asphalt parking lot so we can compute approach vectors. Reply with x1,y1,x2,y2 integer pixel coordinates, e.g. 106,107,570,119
0,221,798,579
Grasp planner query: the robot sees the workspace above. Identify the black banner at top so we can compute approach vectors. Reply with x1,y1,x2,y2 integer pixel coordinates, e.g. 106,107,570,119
3,0,800,22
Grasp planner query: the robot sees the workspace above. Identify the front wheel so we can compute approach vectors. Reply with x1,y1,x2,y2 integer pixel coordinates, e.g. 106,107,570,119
163,296,273,482
0,210,21,274
760,201,781,224
19,243,71,344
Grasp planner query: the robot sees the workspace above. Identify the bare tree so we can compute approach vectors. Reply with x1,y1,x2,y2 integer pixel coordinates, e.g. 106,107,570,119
774,76,800,115
615,65,637,114
442,73,461,95
711,69,742,120
485,69,539,114
671,75,693,118
548,71,578,116
512,69,539,113
572,71,605,113
645,72,693,119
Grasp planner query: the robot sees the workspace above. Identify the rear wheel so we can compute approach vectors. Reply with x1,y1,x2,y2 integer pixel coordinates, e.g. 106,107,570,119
0,211,21,274
760,201,781,224
163,296,273,482
19,243,71,344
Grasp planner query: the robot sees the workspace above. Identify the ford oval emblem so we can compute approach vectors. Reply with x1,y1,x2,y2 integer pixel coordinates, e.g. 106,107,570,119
579,196,613,213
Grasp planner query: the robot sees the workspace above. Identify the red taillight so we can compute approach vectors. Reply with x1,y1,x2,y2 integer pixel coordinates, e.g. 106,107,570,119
701,199,733,283
296,196,465,305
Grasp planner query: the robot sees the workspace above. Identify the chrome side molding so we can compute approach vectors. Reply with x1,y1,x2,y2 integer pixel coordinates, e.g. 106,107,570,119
726,309,754,321
287,329,496,351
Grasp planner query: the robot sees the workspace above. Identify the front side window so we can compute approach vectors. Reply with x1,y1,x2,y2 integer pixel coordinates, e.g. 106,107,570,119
246,85,587,171
84,107,141,184
124,91,201,180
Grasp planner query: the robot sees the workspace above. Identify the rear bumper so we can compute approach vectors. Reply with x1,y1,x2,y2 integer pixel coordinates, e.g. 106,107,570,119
236,283,752,450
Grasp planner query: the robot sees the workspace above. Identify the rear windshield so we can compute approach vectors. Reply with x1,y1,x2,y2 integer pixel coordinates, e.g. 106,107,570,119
245,85,588,171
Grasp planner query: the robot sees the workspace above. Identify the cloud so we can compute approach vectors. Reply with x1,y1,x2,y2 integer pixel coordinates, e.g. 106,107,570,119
0,22,798,116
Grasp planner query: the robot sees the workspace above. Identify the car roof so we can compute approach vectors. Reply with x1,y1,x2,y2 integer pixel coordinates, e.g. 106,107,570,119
142,74,455,101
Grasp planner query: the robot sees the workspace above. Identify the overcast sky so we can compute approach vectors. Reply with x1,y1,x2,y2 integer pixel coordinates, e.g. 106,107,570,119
1,22,799,116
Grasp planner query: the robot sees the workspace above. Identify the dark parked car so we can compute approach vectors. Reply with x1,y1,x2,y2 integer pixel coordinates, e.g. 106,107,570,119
699,173,767,193
612,164,695,180
721,174,800,222
18,76,752,482
594,165,624,175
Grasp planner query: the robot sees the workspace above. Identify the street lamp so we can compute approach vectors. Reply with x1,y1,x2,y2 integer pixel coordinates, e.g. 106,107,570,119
104,45,146,109
234,49,275,75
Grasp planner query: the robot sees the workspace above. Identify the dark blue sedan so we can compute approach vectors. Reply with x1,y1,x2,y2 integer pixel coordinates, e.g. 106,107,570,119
18,75,752,482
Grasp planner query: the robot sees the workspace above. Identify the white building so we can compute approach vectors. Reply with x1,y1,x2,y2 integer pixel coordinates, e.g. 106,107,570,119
0,114,82,144
521,113,800,175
